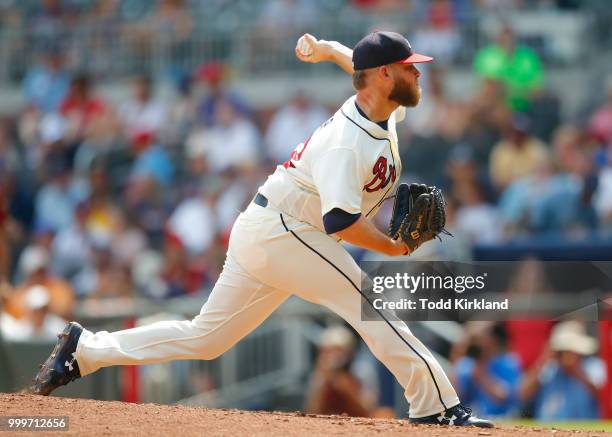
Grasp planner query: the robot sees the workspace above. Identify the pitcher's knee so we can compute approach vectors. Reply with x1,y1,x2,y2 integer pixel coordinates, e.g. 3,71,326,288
197,347,224,360
188,317,233,360
369,338,399,362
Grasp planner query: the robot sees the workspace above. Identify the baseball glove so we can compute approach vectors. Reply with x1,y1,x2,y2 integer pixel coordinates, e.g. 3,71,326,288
388,183,452,254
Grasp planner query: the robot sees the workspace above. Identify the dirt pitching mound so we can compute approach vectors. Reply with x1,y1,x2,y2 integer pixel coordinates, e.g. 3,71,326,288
0,393,608,437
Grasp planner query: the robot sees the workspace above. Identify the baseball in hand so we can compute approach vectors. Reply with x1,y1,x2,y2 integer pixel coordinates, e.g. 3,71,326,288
297,34,314,57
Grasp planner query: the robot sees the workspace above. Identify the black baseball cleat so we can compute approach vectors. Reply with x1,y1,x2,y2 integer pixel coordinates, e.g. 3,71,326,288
29,322,83,396
410,404,494,428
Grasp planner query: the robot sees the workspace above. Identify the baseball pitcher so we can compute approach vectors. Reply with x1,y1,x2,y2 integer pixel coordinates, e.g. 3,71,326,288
30,31,492,428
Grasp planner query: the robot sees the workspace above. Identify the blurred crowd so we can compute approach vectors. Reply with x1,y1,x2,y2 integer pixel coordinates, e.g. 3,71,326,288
0,0,606,82
451,319,605,420
0,57,327,304
0,0,611,421
306,316,605,420
393,27,612,251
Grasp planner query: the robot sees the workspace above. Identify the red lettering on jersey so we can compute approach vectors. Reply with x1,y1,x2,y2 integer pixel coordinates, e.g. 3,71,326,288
283,136,311,169
364,156,396,192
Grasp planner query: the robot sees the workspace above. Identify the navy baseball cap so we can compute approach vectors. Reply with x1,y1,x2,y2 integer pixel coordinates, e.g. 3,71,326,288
352,31,433,70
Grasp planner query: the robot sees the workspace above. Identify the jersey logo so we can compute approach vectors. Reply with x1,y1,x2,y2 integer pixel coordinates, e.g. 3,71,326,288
364,156,396,192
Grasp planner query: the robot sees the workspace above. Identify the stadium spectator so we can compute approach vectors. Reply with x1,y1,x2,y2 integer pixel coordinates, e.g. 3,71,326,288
194,62,251,127
595,164,612,230
129,131,175,187
167,185,217,256
185,98,260,173
158,232,208,298
37,112,77,172
166,72,197,148
131,231,208,299
84,165,121,240
180,132,208,189
473,25,544,111
454,179,501,244
463,79,509,167
144,0,193,48
59,73,109,143
264,92,330,164
588,76,612,146
0,240,8,293
130,247,164,298
551,125,598,231
73,237,133,299
489,114,548,191
123,175,172,247
305,325,377,417
124,0,193,77
452,322,521,418
351,0,410,12
22,285,67,340
27,0,78,47
0,282,24,340
34,158,88,232
412,0,462,64
0,172,13,283
118,74,168,140
403,67,468,141
1,285,66,342
5,246,74,320
520,321,606,420
82,0,121,76
526,89,561,144
0,225,8,285
0,1,22,32
401,69,472,186
22,46,70,114
552,125,588,174
110,208,148,268
445,144,495,207
503,259,554,371
497,126,592,236
13,223,55,284
256,0,317,36
497,153,577,235
0,119,20,173
51,201,92,280
20,107,79,178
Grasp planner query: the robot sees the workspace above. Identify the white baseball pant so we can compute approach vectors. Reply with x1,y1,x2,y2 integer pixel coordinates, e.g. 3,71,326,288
75,201,459,417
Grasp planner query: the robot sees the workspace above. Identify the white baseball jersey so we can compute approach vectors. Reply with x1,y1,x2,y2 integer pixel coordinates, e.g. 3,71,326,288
260,95,406,232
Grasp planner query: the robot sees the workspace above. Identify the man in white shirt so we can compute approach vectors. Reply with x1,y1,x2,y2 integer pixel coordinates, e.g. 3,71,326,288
31,31,492,428
118,74,167,140
185,98,260,173
265,92,330,163
1,286,66,342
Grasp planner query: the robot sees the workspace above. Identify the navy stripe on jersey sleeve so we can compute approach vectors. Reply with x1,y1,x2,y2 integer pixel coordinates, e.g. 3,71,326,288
323,208,361,234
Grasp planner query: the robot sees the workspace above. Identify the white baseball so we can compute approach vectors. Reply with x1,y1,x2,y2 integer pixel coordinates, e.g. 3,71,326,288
297,36,313,56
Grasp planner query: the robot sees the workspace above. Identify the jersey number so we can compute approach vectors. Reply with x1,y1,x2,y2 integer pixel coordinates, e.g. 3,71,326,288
364,156,396,192
282,116,333,169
